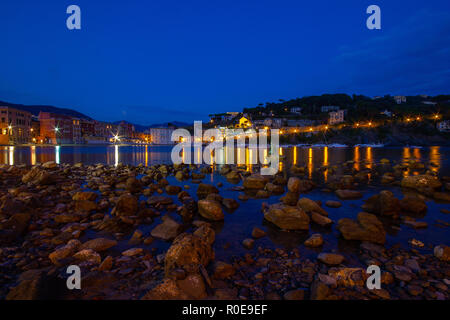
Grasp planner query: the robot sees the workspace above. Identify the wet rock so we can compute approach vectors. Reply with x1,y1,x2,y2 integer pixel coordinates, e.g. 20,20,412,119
111,194,138,216
255,190,270,198
433,245,450,262
325,200,341,208
222,198,239,211
122,248,143,257
263,203,310,230
213,261,235,279
74,200,98,213
304,233,324,247
193,224,215,245
399,196,427,214
433,192,450,202
317,253,345,265
280,191,299,206
176,274,207,299
142,278,189,300
265,183,284,194
243,174,268,190
298,197,328,216
49,239,81,264
226,171,241,181
151,216,182,241
198,199,224,221
335,189,363,200
196,183,219,198
98,256,113,271
337,212,386,244
310,279,330,300
328,267,367,286
164,233,214,276
72,192,98,201
81,238,118,252
22,167,56,185
283,289,305,300
311,212,333,227
165,185,182,195
362,190,401,217
401,175,442,193
147,195,173,206
251,227,266,239
287,177,301,193
128,229,144,245
0,212,31,242
242,238,254,249
73,249,101,264
6,269,63,300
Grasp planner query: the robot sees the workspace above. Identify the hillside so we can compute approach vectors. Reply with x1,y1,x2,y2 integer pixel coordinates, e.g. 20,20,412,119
0,100,92,120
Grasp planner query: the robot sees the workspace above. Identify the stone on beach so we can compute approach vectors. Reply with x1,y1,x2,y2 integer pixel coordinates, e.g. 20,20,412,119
263,203,310,230
337,212,386,244
335,189,363,200
198,199,224,221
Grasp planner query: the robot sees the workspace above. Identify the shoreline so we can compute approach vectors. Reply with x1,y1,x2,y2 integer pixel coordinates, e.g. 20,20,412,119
0,158,449,300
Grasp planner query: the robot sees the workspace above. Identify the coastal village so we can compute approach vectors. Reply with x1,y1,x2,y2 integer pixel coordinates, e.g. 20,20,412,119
1,94,449,146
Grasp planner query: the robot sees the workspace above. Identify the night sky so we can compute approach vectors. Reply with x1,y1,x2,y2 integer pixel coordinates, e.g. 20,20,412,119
1,0,449,125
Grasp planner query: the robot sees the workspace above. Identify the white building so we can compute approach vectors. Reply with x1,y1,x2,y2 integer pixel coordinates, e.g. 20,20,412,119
328,110,345,125
149,127,175,144
437,121,450,132
394,96,406,104
422,101,437,106
321,106,340,112
290,107,302,114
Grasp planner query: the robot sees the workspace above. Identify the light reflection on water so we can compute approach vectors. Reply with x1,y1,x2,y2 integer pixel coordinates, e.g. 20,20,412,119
0,145,447,177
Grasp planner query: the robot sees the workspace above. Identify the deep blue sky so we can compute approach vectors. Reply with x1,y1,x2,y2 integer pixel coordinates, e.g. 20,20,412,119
1,0,449,125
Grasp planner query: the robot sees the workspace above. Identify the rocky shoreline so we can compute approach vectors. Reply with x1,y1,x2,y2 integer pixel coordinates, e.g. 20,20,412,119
0,159,449,300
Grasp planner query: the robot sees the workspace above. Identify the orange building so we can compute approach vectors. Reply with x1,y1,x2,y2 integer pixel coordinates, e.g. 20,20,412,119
38,112,81,144
0,106,32,145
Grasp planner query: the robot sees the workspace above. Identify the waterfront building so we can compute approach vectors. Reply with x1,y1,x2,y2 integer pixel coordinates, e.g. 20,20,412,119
328,109,345,125
149,127,175,144
236,116,252,128
286,119,314,127
0,106,32,145
118,121,135,139
38,112,79,144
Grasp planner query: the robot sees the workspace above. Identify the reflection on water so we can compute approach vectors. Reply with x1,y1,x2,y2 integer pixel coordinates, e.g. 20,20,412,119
0,145,447,178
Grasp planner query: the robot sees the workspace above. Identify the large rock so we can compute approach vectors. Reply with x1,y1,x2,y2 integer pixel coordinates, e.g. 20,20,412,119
297,197,328,216
72,192,98,201
243,174,269,190
6,269,63,300
399,196,427,214
111,194,138,216
196,183,219,198
335,189,363,200
362,190,400,217
22,167,56,185
151,216,183,240
337,212,386,244
198,200,224,221
311,212,333,227
80,238,118,252
164,233,214,276
264,203,310,230
401,175,442,193
328,267,367,287
287,177,301,193
434,245,450,262
48,239,81,264
318,253,345,265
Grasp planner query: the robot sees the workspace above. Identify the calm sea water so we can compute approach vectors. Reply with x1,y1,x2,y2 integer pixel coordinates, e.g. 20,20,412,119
1,144,449,260
0,145,448,176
